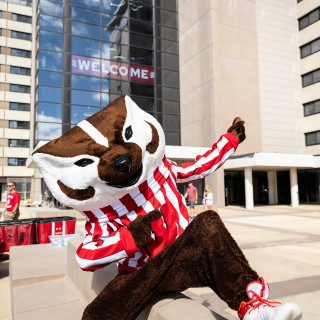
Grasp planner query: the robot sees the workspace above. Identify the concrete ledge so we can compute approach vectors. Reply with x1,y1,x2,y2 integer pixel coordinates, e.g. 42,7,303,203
10,237,228,320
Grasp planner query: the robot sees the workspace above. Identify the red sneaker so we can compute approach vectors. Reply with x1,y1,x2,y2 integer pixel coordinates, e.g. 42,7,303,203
238,277,302,320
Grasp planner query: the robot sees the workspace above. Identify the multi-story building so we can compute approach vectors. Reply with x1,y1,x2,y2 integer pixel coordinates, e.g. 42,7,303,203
0,0,34,203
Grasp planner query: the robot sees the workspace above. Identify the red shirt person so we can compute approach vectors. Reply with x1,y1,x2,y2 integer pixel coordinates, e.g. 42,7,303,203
1,181,20,221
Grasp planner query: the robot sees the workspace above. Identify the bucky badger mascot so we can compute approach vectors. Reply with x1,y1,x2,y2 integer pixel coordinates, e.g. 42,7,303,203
32,96,302,320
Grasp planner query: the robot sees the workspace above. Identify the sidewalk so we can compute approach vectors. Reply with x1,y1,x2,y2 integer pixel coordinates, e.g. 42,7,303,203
1,205,320,319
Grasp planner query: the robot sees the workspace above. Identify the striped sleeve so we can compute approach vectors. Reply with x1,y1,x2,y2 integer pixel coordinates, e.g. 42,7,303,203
171,133,239,184
76,226,138,271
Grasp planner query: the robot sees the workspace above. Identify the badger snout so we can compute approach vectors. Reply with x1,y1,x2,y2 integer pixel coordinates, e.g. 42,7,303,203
115,155,132,173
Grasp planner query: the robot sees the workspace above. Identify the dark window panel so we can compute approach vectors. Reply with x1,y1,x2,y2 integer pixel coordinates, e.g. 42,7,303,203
309,9,320,24
299,7,320,30
158,26,178,41
155,38,178,54
130,46,153,66
156,99,180,114
156,113,180,131
38,86,62,103
130,82,154,97
130,33,153,50
39,50,63,71
39,30,63,51
72,6,100,25
311,39,320,53
157,86,179,101
40,14,63,32
306,132,317,145
8,158,27,166
71,105,100,124
71,89,101,106
37,102,62,123
72,36,100,58
9,120,30,129
130,4,153,23
314,69,320,83
304,102,315,116
37,122,61,140
156,9,177,28
164,131,180,145
9,102,30,111
131,0,154,6
156,69,179,88
72,21,100,40
10,84,30,93
11,48,31,58
11,30,32,41
103,79,130,94
38,70,63,87
315,100,320,113
12,13,32,23
10,66,31,75
72,74,100,91
158,0,176,12
9,139,30,148
106,29,129,46
101,42,129,61
302,73,313,87
301,44,311,58
39,0,63,17
156,52,179,70
131,96,155,113
130,19,153,36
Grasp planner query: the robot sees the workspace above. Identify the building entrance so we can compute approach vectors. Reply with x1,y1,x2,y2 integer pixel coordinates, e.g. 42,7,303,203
253,171,268,205
298,169,320,203
277,171,291,204
224,171,245,206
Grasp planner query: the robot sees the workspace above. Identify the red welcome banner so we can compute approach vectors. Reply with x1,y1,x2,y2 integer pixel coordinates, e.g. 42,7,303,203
72,55,154,83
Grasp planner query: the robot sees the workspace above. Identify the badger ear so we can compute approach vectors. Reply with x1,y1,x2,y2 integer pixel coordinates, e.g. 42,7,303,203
146,121,159,154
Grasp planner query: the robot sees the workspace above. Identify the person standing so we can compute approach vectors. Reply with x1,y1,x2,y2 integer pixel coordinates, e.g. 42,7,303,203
1,181,20,221
184,182,198,218
203,185,213,210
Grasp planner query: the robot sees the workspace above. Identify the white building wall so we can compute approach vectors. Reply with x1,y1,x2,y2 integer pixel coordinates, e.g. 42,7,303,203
256,0,304,154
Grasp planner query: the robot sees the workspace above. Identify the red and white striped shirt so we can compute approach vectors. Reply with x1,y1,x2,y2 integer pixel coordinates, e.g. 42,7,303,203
76,133,238,273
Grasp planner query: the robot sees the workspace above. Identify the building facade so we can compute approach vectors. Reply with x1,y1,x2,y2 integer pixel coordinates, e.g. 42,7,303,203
0,0,34,203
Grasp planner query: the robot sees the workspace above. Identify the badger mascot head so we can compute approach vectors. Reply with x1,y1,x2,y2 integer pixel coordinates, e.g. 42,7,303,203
32,95,165,211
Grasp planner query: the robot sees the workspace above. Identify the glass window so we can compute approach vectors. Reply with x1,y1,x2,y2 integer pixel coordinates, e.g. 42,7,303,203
9,121,30,129
102,79,130,94
11,31,32,41
101,92,110,106
72,36,100,58
130,4,153,22
130,19,153,36
39,50,62,71
306,132,317,146
299,16,309,30
156,39,178,54
39,30,63,51
130,33,153,50
158,52,179,70
156,69,179,88
72,6,100,25
165,131,180,145
302,73,313,87
72,0,100,11
12,13,32,23
313,69,320,83
130,82,154,97
101,0,127,15
106,29,129,46
37,102,62,123
10,102,30,111
157,99,179,114
39,0,63,17
72,74,100,91
311,39,320,53
315,100,320,113
71,105,99,124
309,9,320,24
101,43,129,61
157,113,180,131
10,84,30,93
40,14,63,32
304,102,314,116
10,66,31,75
130,47,153,66
11,48,31,58
131,96,154,113
37,122,62,140
301,44,311,58
71,89,101,106
159,26,178,41
156,9,177,28
8,158,27,166
38,70,63,87
38,86,62,103
9,139,30,148
157,86,179,101
72,21,100,39
159,0,176,12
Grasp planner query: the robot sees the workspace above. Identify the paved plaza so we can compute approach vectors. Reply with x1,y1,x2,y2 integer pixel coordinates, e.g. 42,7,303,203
1,204,320,320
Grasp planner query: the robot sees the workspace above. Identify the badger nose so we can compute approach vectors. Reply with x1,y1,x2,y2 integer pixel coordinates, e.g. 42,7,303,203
115,155,132,173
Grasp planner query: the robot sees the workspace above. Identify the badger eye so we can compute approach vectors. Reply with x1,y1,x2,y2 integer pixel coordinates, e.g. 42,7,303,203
125,125,133,140
74,158,94,167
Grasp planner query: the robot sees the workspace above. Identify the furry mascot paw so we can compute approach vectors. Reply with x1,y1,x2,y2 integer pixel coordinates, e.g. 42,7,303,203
228,117,246,143
128,210,162,248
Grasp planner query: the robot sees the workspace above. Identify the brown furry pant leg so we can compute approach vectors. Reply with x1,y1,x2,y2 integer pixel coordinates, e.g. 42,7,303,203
82,210,259,320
